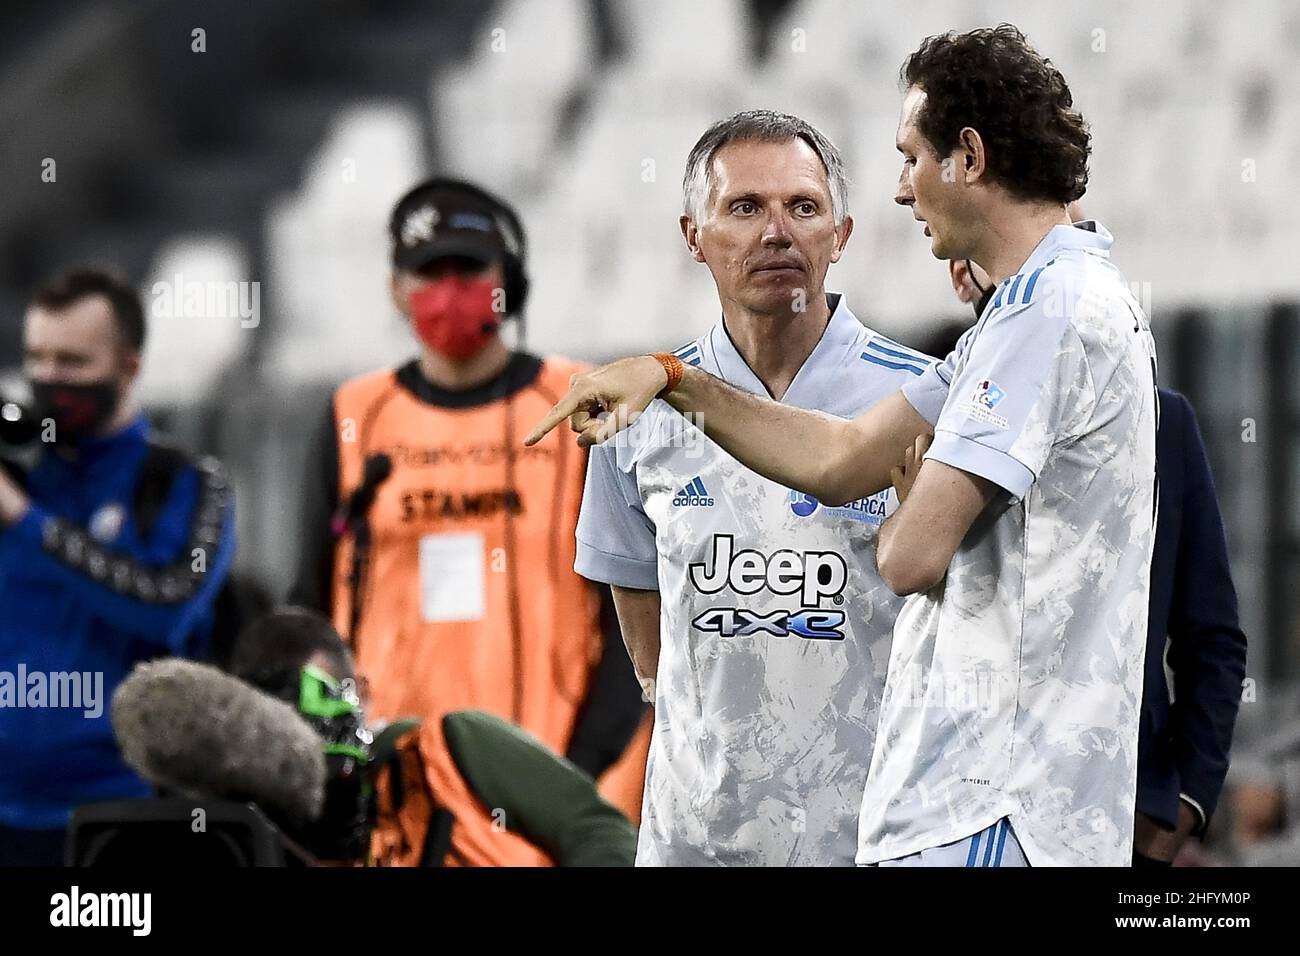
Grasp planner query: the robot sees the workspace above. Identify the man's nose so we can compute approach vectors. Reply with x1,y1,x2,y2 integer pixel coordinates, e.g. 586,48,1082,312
26,359,57,383
895,166,913,207
761,208,793,246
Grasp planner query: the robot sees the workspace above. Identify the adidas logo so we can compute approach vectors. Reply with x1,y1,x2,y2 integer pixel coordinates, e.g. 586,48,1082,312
672,476,715,507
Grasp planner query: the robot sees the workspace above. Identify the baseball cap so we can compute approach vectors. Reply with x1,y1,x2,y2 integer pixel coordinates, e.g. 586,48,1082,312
388,180,521,272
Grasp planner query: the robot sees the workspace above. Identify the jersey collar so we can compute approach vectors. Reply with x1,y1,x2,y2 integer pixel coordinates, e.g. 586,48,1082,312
708,293,861,405
1019,219,1114,276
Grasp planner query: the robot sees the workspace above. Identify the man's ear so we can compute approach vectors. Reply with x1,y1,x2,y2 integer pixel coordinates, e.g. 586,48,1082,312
950,258,975,304
829,214,854,263
119,348,142,385
957,127,986,184
389,271,410,315
680,215,705,263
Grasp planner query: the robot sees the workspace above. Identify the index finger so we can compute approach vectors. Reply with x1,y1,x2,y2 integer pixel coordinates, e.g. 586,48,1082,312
524,387,585,446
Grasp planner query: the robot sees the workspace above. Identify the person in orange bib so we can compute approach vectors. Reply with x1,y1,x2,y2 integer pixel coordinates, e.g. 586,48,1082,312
290,178,649,866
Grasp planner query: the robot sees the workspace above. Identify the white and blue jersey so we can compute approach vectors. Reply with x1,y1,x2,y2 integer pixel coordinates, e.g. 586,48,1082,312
576,294,928,866
860,220,1159,867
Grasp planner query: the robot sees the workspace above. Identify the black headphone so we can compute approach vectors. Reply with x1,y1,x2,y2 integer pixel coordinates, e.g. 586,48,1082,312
389,177,531,316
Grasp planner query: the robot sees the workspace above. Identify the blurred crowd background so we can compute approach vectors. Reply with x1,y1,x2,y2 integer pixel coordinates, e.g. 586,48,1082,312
1,0,1298,864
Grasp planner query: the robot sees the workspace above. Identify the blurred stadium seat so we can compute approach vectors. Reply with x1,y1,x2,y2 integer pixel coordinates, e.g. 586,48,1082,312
434,0,598,195
264,102,427,385
137,236,252,410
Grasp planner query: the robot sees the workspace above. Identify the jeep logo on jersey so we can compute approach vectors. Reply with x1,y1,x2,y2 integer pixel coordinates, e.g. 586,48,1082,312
691,607,846,640
688,534,847,607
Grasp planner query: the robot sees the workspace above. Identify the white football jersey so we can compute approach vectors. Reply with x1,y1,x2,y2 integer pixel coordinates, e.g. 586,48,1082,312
860,221,1159,867
576,295,928,865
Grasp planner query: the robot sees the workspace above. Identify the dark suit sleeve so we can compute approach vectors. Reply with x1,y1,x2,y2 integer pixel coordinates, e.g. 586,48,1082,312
1165,394,1248,831
564,583,648,779
287,401,339,614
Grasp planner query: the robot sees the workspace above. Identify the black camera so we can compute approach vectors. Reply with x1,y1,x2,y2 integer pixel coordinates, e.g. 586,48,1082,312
0,396,42,447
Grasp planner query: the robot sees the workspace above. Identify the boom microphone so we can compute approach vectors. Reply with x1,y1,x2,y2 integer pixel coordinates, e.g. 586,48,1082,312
111,659,326,824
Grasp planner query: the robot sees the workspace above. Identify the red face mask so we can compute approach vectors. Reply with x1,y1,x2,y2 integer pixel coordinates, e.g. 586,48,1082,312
408,276,502,361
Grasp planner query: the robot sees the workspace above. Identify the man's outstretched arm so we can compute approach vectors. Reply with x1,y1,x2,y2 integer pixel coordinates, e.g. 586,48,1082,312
525,356,932,506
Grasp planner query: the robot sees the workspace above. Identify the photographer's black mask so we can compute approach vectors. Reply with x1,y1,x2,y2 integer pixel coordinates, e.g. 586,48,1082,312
29,379,120,442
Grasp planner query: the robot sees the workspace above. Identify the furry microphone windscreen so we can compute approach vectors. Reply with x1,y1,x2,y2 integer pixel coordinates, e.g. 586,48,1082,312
111,658,327,823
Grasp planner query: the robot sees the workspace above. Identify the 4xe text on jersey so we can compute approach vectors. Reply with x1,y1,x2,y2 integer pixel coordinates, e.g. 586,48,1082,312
688,534,848,640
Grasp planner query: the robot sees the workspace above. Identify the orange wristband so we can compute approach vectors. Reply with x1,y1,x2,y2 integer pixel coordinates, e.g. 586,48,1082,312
649,352,685,397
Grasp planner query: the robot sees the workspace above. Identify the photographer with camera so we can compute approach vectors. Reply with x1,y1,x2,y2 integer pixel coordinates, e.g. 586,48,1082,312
0,268,236,866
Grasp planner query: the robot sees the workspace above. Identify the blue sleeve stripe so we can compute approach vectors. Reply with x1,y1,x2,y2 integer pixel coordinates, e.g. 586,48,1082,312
1007,273,1025,304
673,343,701,360
860,352,925,376
1021,267,1045,304
864,338,930,366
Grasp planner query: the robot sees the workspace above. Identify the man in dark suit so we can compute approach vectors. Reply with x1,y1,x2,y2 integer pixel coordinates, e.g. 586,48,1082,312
1131,386,1248,864
945,258,1248,866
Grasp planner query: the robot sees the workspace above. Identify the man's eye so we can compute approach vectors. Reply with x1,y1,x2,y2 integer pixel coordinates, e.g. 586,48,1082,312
733,202,756,215
796,203,817,215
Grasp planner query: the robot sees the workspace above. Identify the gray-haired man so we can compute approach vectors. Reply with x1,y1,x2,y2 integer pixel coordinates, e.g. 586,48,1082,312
573,110,939,865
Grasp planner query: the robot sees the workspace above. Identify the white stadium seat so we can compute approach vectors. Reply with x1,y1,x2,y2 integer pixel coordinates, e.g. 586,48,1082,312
137,236,254,409
263,101,427,385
